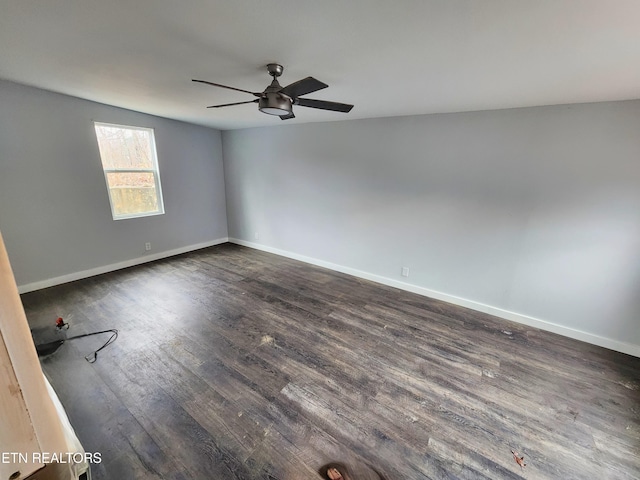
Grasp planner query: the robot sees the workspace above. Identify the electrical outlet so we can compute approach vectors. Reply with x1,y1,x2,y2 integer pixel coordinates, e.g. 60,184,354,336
145,242,151,251
254,232,260,240
401,266,410,277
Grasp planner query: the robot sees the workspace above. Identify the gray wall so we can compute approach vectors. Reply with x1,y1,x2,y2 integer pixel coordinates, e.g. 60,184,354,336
0,80,227,287
223,101,640,350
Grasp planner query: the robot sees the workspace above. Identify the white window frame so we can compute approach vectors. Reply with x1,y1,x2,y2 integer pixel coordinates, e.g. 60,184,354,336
94,122,165,220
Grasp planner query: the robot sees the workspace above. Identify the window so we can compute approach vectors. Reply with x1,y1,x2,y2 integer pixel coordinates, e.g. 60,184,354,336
94,122,164,220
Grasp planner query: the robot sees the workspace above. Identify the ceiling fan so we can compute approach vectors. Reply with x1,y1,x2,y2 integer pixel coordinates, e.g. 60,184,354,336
193,63,354,120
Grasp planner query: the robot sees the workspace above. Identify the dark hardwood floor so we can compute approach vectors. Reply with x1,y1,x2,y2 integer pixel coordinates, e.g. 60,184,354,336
21,244,640,479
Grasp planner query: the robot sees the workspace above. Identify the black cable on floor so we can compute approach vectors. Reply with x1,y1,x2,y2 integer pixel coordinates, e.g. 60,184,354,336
65,329,119,363
36,329,119,363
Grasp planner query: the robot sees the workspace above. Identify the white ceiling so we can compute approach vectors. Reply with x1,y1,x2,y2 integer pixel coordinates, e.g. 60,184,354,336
2,1,640,130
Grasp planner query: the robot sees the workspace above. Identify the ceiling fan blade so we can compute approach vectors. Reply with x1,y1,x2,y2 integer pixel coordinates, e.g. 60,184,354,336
279,77,328,98
192,79,261,97
206,99,259,108
279,112,295,120
297,98,354,113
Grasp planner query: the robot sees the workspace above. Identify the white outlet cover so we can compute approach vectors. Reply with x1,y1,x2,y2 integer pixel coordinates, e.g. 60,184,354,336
401,267,410,277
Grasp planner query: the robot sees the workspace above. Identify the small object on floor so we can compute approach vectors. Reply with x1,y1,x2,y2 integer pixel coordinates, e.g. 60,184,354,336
320,464,351,480
56,317,69,330
328,467,344,480
319,461,389,480
511,449,526,469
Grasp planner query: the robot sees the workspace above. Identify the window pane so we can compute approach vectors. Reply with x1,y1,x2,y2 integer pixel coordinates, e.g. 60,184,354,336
106,171,155,189
106,172,159,216
95,124,153,169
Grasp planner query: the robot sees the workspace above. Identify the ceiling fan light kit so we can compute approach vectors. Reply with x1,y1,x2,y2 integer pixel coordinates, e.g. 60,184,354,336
259,93,292,116
193,63,353,120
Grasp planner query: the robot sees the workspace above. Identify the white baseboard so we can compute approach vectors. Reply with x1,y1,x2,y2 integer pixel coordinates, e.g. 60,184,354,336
229,238,640,358
18,237,229,294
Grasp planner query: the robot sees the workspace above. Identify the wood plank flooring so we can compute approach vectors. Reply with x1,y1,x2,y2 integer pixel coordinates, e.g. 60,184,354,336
21,244,640,479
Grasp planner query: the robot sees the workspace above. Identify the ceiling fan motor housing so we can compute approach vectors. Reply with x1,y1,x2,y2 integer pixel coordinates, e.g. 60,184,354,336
259,92,292,116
